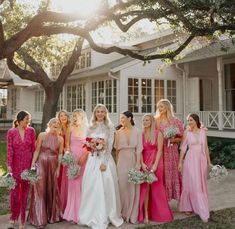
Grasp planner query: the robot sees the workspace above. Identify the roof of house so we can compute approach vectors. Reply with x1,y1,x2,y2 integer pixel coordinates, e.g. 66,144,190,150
176,39,235,63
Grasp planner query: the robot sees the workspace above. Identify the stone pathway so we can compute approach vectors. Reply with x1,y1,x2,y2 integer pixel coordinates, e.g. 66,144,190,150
0,170,235,229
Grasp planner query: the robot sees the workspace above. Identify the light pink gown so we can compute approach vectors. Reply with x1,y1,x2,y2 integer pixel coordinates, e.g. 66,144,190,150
138,131,173,222
115,127,143,223
179,129,209,221
63,131,86,223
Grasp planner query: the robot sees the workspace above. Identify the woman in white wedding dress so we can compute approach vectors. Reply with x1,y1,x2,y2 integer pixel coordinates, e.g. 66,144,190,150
79,104,123,229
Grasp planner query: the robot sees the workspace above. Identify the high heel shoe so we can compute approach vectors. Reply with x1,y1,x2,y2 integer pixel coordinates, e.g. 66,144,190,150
8,220,15,229
19,223,25,229
144,215,149,224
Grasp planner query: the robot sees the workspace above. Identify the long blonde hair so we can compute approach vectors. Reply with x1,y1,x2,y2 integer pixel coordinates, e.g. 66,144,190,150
90,104,112,131
46,117,61,133
155,99,175,121
143,114,156,144
71,109,88,138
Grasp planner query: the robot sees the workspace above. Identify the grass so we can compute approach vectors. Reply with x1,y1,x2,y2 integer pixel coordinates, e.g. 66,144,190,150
137,208,235,229
0,142,9,215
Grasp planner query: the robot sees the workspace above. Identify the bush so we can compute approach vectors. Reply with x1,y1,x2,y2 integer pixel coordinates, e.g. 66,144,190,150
208,137,235,169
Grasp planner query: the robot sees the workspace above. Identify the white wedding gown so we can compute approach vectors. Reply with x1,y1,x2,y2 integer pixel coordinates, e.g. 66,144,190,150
79,122,123,229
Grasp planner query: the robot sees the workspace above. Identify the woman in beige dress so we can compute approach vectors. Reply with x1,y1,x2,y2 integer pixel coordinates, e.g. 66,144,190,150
115,111,143,223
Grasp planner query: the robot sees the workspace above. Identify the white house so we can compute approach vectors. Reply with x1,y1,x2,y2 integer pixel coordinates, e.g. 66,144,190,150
1,31,235,138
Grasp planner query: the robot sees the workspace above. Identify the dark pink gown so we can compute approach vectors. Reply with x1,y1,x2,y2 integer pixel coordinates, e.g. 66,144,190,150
28,133,62,228
7,127,36,224
138,131,173,223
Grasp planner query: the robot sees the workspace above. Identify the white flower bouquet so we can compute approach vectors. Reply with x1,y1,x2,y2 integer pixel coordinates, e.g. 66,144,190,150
59,151,76,166
209,165,228,182
67,164,81,179
128,168,145,184
0,173,16,189
163,126,179,147
21,168,40,184
143,171,158,184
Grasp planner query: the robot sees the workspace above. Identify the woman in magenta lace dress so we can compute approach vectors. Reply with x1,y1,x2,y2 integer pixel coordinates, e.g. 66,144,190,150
156,99,184,201
7,111,36,229
57,110,70,212
138,114,173,223
178,114,212,223
28,118,64,228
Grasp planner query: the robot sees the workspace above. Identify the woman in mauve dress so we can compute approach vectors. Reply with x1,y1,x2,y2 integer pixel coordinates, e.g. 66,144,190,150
28,118,64,228
7,111,36,229
155,99,184,201
138,114,173,223
63,109,88,223
57,110,70,212
178,113,212,223
115,111,143,223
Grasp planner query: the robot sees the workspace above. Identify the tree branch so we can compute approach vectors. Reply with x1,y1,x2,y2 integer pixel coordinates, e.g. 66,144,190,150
0,20,4,50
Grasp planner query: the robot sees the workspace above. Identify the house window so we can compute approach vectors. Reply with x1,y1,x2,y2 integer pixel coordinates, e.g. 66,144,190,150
10,88,17,115
35,90,44,112
74,50,91,70
128,78,177,113
66,84,86,112
92,79,117,113
57,90,64,111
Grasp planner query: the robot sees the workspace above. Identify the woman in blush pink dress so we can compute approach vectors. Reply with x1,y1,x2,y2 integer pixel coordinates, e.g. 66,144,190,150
115,111,142,223
138,114,173,224
156,99,184,201
178,113,212,223
57,110,70,212
7,111,36,229
28,118,64,228
63,109,88,223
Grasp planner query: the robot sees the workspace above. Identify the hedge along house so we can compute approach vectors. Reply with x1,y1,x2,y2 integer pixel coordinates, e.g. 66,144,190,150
2,31,235,138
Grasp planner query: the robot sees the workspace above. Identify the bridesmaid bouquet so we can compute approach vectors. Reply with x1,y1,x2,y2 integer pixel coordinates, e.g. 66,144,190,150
209,165,228,182
83,137,105,156
143,171,158,184
21,167,40,184
67,164,81,179
163,126,179,147
0,173,16,189
128,168,145,184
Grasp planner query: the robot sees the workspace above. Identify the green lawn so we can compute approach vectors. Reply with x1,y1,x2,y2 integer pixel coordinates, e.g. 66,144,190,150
0,142,9,215
137,207,235,229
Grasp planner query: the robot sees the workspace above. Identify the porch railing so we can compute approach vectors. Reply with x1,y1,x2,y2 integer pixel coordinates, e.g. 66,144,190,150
191,111,235,130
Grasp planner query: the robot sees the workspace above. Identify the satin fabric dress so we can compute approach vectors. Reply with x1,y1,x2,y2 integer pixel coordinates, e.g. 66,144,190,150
158,117,184,201
115,127,143,223
179,129,209,221
63,131,86,223
7,127,36,224
28,133,62,228
79,122,123,229
138,131,173,223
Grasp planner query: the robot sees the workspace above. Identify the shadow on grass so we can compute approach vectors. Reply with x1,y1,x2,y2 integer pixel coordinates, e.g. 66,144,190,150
136,208,235,229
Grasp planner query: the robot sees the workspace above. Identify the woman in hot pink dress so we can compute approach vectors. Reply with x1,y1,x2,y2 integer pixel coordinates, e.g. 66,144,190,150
138,114,173,223
57,110,70,212
63,109,88,223
7,111,36,229
156,99,184,201
178,114,212,223
28,118,64,228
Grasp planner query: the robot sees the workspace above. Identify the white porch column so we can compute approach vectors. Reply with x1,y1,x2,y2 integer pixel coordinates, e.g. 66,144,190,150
184,63,189,119
217,57,223,130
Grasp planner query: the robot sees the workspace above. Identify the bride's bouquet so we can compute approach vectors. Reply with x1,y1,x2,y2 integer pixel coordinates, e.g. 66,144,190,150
143,171,158,184
21,167,40,184
128,168,145,184
83,137,105,156
163,126,179,147
209,165,228,182
0,173,16,189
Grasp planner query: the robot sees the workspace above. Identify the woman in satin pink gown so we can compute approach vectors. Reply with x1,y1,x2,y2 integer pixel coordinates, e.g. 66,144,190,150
57,110,70,212
138,114,173,223
63,109,88,223
28,118,64,228
7,111,36,229
156,99,184,201
178,113,212,223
